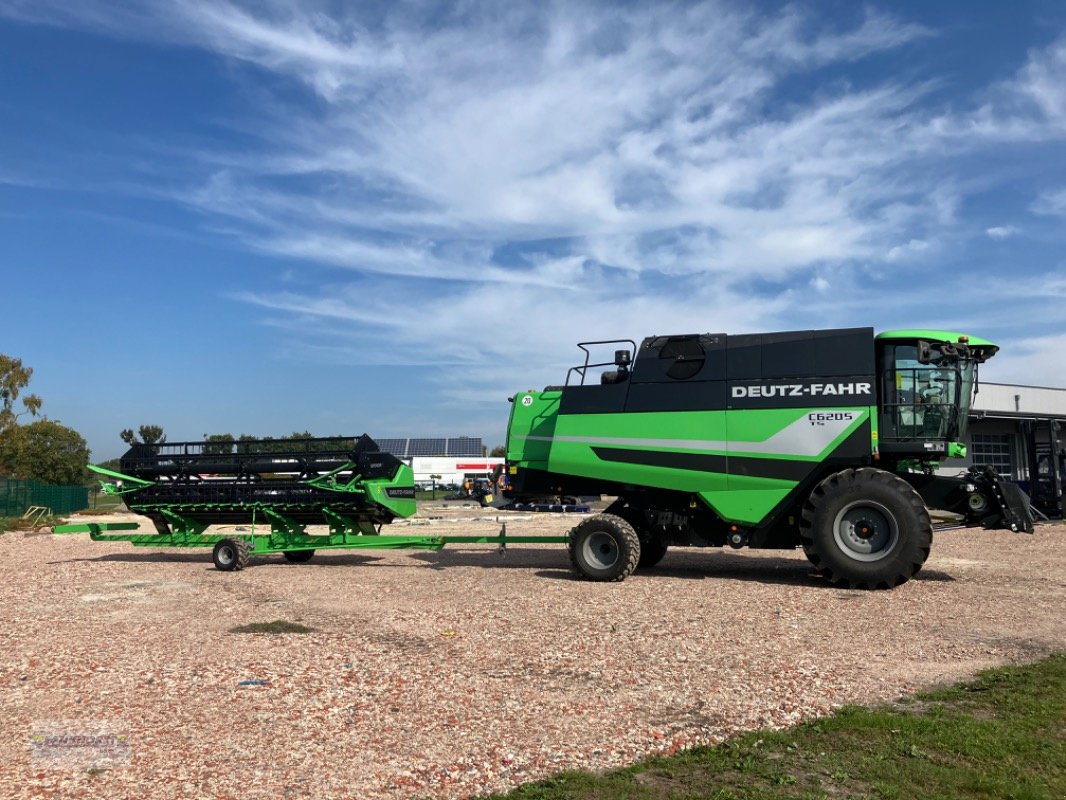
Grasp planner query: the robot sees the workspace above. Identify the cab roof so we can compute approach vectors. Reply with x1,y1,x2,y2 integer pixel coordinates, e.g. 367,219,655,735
876,329,998,348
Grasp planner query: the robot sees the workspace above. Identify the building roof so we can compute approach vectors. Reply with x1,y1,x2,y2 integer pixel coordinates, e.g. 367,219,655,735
972,382,1066,419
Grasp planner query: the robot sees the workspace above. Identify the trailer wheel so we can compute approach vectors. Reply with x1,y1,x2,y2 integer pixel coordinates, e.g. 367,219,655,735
282,550,315,563
212,538,251,572
568,514,640,582
800,468,930,589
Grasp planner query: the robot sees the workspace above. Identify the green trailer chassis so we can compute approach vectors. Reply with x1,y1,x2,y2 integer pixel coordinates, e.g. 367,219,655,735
52,513,569,570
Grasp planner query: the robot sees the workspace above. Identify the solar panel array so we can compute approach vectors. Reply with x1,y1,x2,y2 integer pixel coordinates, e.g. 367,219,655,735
446,437,483,456
407,438,447,457
375,438,408,456
375,437,483,458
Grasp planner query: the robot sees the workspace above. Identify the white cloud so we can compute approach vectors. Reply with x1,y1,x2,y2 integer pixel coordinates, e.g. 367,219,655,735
885,238,932,262
982,332,1066,386
0,170,43,188
0,2,944,265
1015,36,1066,128
238,273,796,403
958,34,1066,141
3,1,1066,389
985,225,1019,239
1033,188,1066,216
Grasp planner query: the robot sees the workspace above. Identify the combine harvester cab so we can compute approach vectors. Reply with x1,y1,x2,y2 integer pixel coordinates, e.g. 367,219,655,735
503,327,1033,589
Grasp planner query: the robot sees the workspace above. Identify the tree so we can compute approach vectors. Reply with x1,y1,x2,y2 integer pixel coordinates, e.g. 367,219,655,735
93,457,121,474
203,433,235,455
0,419,90,485
282,431,315,452
490,445,506,457
0,355,42,431
120,425,166,446
0,355,90,486
237,433,273,454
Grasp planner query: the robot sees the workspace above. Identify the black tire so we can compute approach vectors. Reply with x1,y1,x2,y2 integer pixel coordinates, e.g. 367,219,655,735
613,506,668,569
636,536,668,569
282,550,315,563
568,514,640,582
212,538,251,572
800,468,931,589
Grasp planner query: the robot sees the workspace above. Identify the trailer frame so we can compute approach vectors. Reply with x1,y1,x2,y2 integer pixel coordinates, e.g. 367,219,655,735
51,518,571,570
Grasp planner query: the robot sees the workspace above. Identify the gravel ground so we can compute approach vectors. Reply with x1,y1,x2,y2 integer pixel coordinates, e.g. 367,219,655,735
1,504,1063,799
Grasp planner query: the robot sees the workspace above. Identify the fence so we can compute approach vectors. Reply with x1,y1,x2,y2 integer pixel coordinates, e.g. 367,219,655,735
0,477,89,517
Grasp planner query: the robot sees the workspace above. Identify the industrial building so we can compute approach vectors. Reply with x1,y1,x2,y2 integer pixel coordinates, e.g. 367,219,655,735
938,381,1066,516
375,436,502,487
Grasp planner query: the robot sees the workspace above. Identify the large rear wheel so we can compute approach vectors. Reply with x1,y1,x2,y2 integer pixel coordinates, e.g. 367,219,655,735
799,468,930,589
613,506,668,569
568,514,640,582
636,536,668,569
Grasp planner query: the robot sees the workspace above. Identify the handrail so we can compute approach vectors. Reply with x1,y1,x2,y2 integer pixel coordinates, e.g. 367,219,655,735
565,339,636,386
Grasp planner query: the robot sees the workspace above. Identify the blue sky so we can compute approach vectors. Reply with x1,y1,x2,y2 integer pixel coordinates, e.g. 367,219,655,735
2,1,1065,462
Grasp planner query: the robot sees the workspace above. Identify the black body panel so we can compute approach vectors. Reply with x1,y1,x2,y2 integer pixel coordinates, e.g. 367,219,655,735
562,327,877,415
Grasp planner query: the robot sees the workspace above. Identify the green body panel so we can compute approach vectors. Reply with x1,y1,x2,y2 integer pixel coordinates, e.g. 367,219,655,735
507,390,562,466
508,396,874,525
367,463,417,518
701,486,792,524
546,407,729,493
303,461,416,519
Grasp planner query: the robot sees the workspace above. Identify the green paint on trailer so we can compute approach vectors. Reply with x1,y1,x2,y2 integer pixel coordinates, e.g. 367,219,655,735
51,521,569,554
87,464,155,494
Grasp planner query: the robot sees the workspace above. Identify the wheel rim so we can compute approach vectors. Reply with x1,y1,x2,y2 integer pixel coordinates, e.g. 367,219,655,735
217,545,235,566
582,531,620,570
832,500,899,562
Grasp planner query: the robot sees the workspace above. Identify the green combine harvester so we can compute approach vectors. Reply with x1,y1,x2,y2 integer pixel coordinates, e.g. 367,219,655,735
55,326,1031,588
501,327,1032,588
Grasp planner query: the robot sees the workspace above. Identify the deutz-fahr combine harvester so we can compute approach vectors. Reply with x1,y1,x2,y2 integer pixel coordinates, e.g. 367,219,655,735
502,327,1032,589
55,326,1031,589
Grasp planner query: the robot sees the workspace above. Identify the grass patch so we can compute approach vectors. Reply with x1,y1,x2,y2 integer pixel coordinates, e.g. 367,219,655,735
229,619,317,635
485,654,1066,800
